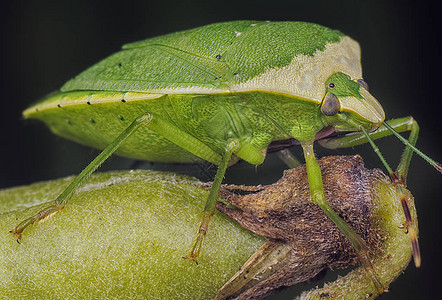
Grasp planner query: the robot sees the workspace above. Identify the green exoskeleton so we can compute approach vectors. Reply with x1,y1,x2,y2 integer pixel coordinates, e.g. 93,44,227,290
12,21,441,293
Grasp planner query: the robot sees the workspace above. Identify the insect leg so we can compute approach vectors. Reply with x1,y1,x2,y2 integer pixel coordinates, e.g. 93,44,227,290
276,149,302,169
11,113,154,241
185,139,239,262
319,117,441,176
319,117,416,149
302,142,386,294
147,114,222,165
359,126,421,267
320,118,424,267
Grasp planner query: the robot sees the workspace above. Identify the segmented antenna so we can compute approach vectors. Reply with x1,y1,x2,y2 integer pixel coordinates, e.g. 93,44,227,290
360,126,421,267
382,122,442,174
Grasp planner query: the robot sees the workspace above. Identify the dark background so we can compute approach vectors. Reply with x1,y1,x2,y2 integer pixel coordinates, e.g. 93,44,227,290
1,0,441,298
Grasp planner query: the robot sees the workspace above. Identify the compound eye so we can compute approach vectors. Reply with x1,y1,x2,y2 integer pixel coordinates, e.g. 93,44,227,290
321,93,340,116
357,79,369,91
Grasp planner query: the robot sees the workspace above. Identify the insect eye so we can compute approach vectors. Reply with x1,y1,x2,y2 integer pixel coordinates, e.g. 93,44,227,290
328,83,335,89
357,79,369,91
321,93,340,116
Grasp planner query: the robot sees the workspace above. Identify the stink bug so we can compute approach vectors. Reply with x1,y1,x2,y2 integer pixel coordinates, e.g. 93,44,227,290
11,21,441,293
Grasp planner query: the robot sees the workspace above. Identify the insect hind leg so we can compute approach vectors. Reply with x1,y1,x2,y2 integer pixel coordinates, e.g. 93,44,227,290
11,112,153,241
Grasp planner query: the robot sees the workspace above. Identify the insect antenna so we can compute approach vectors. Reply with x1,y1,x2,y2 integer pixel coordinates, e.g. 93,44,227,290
382,122,442,174
360,126,421,267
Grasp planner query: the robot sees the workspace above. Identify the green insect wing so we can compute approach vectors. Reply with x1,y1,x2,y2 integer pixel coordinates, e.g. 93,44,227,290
60,21,360,102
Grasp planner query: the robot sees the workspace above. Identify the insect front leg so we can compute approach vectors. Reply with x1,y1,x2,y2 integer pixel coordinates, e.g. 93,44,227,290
301,142,385,294
11,112,154,241
276,148,302,169
319,116,441,179
319,117,425,266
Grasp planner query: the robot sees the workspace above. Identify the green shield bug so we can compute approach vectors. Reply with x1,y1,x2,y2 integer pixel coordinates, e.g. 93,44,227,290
12,20,441,293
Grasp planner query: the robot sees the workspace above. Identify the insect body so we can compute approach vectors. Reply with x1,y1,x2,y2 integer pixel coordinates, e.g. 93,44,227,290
13,21,440,292
24,21,375,165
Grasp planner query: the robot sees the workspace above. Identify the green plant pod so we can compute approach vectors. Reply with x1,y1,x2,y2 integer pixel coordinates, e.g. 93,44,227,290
0,156,416,299
0,171,265,299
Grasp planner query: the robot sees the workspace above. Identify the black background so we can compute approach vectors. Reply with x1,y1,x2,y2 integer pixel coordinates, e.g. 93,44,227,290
1,1,441,299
